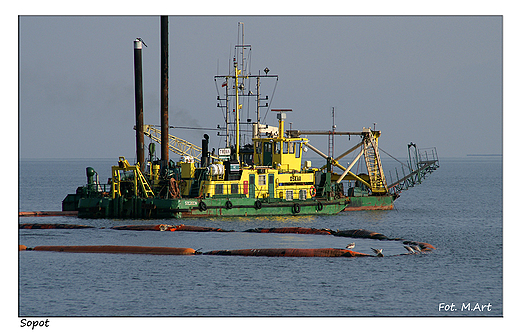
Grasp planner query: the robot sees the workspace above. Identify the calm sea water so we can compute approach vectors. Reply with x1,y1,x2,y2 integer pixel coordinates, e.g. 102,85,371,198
18,157,502,317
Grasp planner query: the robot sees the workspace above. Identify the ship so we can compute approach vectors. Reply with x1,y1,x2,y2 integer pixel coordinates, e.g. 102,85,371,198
62,19,439,219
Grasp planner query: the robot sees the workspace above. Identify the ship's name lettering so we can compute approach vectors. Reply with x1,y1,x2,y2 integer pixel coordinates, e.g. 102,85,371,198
290,175,301,181
184,201,198,206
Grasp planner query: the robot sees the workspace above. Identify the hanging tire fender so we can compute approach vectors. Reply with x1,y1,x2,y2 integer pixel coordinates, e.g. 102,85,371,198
293,203,301,214
254,200,262,210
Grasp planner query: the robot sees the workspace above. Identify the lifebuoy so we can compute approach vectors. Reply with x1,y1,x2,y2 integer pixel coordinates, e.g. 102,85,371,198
225,200,233,209
310,186,316,197
316,201,323,211
293,203,301,214
199,201,207,211
254,200,262,210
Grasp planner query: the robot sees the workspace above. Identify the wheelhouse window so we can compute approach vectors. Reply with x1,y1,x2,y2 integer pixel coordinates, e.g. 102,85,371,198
215,184,223,195
295,142,301,158
258,174,266,186
274,141,281,154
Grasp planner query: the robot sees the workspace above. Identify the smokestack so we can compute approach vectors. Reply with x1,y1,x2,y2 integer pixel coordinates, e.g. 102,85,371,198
201,134,209,168
134,38,145,171
160,16,169,164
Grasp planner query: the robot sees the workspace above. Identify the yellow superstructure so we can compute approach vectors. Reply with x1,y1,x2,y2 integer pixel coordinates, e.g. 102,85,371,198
189,109,316,201
111,157,155,199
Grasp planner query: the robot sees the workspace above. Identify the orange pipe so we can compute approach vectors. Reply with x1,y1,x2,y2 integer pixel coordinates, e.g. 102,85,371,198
203,248,370,257
416,241,436,250
334,228,390,240
110,224,177,231
245,227,332,235
175,224,233,232
19,245,27,251
19,211,78,217
31,245,196,255
19,223,94,229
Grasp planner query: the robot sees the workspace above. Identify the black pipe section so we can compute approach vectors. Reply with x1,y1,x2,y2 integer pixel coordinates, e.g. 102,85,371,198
201,134,209,168
160,16,169,164
134,38,145,171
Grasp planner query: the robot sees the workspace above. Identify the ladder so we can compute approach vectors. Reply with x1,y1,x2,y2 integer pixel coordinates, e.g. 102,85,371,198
135,164,155,198
363,130,388,193
328,133,334,171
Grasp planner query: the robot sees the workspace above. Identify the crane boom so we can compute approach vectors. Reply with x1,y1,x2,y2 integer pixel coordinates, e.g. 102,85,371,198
142,125,220,163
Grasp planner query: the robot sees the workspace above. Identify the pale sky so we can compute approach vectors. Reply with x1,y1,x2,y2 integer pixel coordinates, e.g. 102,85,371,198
19,15,502,160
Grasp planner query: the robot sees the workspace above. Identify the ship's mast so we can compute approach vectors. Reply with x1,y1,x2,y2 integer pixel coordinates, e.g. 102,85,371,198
234,59,241,162
235,22,245,163
214,23,278,160
225,77,230,147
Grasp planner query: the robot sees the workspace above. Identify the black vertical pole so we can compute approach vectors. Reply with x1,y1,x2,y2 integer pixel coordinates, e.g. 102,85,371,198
134,38,145,171
160,16,169,165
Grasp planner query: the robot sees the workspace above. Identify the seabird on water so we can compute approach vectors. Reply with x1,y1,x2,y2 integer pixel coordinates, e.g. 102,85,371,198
403,245,415,254
346,242,355,249
411,245,422,252
371,248,384,257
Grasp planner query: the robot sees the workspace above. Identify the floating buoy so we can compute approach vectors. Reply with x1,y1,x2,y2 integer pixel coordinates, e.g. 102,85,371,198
245,227,333,235
30,245,197,255
19,223,94,229
203,248,370,257
110,224,177,231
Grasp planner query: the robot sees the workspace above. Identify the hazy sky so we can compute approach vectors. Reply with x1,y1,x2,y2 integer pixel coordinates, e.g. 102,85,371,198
19,15,502,160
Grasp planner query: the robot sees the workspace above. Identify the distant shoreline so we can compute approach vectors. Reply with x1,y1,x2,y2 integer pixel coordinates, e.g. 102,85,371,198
467,154,502,157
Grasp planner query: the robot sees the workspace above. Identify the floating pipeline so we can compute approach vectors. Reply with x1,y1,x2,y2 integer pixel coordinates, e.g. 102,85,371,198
19,244,429,257
175,224,234,232
403,240,436,251
110,224,178,231
333,228,399,240
244,227,333,235
203,248,371,257
244,227,400,240
20,245,197,255
19,225,435,255
19,223,233,232
19,223,398,241
19,211,78,217
110,224,234,232
19,223,95,229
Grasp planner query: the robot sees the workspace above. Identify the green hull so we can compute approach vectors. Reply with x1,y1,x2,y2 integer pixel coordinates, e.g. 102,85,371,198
73,195,394,219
